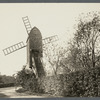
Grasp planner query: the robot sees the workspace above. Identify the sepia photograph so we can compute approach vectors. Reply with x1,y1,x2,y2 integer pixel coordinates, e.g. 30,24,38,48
0,3,100,98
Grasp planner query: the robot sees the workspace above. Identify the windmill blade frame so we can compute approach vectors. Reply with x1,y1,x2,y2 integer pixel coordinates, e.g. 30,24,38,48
3,41,26,56
22,16,32,35
42,35,59,45
2,35,58,56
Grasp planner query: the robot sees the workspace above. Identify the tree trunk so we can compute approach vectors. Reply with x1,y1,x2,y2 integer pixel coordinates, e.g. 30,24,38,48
92,48,95,68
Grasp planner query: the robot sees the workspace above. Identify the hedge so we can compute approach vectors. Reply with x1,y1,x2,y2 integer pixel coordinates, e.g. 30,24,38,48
38,66,100,97
0,83,15,88
17,66,100,97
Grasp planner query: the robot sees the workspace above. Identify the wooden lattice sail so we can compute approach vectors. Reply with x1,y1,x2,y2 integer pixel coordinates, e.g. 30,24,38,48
42,35,58,45
22,16,32,34
3,42,26,56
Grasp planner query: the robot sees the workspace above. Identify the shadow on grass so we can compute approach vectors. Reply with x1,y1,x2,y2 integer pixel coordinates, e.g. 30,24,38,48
0,93,10,98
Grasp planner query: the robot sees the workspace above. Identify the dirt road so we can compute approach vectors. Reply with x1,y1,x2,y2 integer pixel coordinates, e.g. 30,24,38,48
0,87,50,98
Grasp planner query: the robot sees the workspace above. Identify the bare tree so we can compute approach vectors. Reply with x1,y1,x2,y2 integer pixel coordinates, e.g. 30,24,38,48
43,41,68,76
73,12,100,68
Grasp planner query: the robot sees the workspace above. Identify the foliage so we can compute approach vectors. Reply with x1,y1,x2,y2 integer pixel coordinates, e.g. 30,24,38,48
16,68,44,93
1,75,15,84
43,41,70,75
0,75,15,88
41,12,100,96
62,66,100,97
39,66,100,97
15,12,100,97
0,76,3,83
0,83,15,88
67,12,100,70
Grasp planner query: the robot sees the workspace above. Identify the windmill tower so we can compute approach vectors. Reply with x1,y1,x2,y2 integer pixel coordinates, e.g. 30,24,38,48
3,16,59,78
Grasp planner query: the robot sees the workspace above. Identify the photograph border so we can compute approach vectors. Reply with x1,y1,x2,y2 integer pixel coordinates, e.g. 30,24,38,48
0,0,100,100
0,0,99,3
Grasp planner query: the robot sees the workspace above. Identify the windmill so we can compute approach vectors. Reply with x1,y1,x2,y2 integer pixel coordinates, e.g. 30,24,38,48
3,16,59,78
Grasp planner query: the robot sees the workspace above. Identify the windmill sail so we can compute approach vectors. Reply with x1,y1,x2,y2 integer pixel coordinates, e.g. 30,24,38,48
3,42,26,56
22,16,32,34
42,35,58,45
3,35,58,56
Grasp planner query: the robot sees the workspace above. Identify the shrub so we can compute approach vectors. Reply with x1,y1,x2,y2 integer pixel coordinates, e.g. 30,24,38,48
62,66,100,97
0,75,15,88
0,83,15,88
16,68,44,93
16,66,100,97
40,66,100,97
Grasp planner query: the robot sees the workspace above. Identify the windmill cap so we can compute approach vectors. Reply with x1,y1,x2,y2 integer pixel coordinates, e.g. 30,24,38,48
26,26,41,43
31,26,40,32
33,26,38,29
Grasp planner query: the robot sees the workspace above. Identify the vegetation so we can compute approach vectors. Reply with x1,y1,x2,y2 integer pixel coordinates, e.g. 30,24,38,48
15,67,44,93
15,12,100,97
0,75,15,88
43,42,69,76
67,12,100,70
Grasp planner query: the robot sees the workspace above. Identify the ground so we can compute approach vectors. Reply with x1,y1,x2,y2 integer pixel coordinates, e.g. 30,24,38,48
0,87,53,98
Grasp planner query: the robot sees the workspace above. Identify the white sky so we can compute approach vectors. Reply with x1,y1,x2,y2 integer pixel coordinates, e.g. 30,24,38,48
0,3,100,76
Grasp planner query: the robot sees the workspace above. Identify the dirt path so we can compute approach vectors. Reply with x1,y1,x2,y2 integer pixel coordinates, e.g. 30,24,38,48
0,87,50,98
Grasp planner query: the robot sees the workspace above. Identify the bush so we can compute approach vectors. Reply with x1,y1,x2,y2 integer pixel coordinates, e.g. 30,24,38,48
61,66,100,97
0,75,15,88
0,83,15,88
16,68,44,93
1,75,15,84
39,75,65,96
40,66,100,97
16,66,100,97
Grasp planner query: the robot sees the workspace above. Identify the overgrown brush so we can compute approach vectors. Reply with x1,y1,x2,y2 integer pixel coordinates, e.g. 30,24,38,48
16,66,100,97
61,66,100,97
16,68,44,93
39,66,100,97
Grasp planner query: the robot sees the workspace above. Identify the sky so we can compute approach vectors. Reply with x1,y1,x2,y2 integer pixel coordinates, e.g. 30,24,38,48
0,3,100,76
